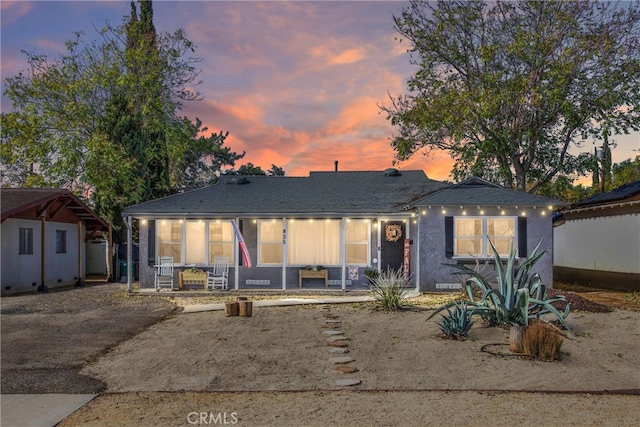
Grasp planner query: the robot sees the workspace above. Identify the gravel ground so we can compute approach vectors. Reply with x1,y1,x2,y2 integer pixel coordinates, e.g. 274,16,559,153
0,282,174,393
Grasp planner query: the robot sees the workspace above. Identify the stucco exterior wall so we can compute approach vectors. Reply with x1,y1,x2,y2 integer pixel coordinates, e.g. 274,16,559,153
417,208,555,292
1,218,83,294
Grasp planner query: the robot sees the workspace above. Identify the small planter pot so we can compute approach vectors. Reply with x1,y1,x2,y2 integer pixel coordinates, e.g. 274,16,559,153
509,325,526,353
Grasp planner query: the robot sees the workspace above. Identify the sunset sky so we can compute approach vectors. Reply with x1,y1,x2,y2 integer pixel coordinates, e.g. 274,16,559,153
2,1,638,182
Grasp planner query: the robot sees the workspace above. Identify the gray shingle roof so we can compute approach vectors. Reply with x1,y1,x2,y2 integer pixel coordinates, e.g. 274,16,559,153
573,180,640,207
411,177,569,208
122,170,449,218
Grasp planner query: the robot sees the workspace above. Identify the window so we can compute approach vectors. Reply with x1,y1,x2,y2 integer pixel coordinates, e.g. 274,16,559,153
454,217,516,257
258,220,283,265
19,227,33,255
55,230,67,254
208,221,234,264
288,219,340,265
157,220,182,261
345,219,370,265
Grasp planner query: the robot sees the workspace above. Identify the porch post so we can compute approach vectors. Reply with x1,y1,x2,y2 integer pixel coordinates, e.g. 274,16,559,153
234,216,239,290
77,221,83,282
40,214,46,291
414,211,420,292
126,216,133,292
340,217,346,291
281,217,287,290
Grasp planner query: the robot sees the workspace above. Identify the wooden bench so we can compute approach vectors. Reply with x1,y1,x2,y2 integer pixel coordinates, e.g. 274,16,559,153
299,269,328,287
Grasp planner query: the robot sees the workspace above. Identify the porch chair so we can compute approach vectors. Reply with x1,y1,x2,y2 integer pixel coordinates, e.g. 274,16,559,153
207,257,229,290
155,256,175,291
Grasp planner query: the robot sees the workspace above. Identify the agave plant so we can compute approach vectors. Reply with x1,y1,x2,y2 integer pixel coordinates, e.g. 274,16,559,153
369,268,411,311
429,240,571,331
437,301,475,340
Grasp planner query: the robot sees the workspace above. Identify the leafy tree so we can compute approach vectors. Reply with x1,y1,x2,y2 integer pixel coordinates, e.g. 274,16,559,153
611,156,640,189
1,1,243,240
268,164,286,176
383,0,640,192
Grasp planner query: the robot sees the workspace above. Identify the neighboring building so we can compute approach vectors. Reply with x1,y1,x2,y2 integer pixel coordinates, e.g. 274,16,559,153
1,188,110,295
122,170,565,292
554,180,640,291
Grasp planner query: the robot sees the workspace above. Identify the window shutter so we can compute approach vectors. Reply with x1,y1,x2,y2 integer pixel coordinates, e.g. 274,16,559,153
445,216,454,258
518,217,527,256
147,220,156,265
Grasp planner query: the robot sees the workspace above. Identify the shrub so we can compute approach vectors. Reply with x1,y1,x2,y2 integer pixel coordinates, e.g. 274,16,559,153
429,240,572,332
437,301,474,340
369,269,411,311
522,320,563,361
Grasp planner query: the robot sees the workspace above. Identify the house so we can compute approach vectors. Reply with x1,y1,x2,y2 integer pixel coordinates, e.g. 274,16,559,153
1,188,110,295
121,170,566,292
554,180,640,291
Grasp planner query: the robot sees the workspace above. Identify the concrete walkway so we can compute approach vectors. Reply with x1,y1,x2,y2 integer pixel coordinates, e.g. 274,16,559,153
1,394,97,427
181,291,422,313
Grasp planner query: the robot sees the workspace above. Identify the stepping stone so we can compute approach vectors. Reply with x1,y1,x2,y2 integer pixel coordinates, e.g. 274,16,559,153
327,335,349,342
322,330,345,335
330,356,355,364
325,320,341,324
335,366,359,374
336,379,361,387
330,347,349,354
325,323,342,329
327,341,349,348
323,314,340,319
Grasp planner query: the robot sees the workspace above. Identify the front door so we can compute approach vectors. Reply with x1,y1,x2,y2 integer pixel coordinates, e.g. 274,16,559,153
380,221,405,273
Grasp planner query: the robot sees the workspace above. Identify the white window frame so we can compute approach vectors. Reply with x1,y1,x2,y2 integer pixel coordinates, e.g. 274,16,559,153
19,227,34,255
257,219,284,266
55,229,67,254
156,220,235,266
454,216,517,258
345,219,371,266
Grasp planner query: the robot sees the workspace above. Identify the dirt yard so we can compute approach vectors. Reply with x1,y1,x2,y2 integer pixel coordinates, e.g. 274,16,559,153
3,283,639,426
65,290,639,426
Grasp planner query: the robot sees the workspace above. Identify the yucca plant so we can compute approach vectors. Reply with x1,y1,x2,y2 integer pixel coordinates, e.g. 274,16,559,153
437,301,475,340
428,240,572,332
369,269,411,311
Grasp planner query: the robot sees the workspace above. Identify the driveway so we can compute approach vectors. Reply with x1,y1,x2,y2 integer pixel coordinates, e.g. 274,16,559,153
0,283,174,394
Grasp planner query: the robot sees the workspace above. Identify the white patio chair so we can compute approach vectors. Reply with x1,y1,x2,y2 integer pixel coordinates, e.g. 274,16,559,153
155,256,175,291
207,257,229,290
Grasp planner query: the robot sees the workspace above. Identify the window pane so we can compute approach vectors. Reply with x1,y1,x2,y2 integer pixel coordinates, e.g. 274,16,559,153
488,219,515,237
455,238,482,257
346,220,368,241
288,220,339,265
157,221,182,261
489,238,514,256
185,221,205,264
19,228,33,255
455,218,482,236
260,245,283,264
159,243,181,261
346,244,368,264
56,230,67,254
260,220,282,242
209,222,234,264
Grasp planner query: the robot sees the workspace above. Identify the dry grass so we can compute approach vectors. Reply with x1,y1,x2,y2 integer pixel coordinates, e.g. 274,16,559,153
522,320,564,361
